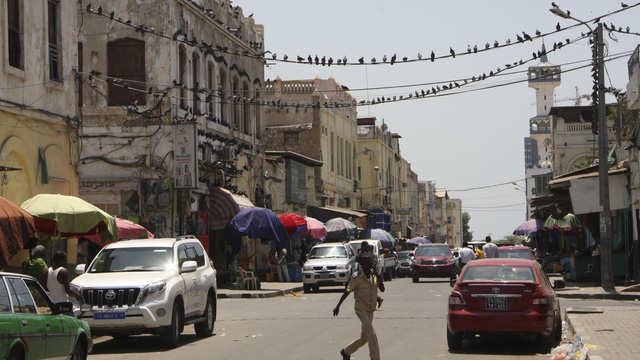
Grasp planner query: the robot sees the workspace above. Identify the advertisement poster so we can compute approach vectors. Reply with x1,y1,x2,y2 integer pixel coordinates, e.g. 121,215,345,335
173,122,198,189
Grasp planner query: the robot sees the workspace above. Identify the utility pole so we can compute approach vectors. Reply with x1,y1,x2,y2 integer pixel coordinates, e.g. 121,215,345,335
596,23,614,290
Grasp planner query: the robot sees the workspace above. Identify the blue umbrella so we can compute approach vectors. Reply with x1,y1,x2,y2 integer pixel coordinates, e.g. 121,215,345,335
225,207,290,254
407,236,431,246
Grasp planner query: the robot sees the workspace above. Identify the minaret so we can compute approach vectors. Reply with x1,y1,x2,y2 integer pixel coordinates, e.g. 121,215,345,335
528,44,561,117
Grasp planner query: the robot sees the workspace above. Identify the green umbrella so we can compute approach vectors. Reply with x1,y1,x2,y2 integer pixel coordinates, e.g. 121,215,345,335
21,194,117,247
542,213,583,232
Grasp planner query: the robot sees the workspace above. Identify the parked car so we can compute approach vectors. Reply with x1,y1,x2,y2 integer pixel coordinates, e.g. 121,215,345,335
348,239,395,281
394,250,413,277
302,242,356,293
0,272,93,360
411,244,458,282
447,258,565,352
498,246,536,260
71,236,217,348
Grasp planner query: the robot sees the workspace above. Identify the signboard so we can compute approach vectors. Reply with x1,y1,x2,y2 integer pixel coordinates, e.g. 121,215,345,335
173,122,198,189
286,159,306,204
396,208,410,215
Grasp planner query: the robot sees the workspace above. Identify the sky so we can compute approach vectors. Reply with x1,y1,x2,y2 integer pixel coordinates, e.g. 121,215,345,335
238,0,640,240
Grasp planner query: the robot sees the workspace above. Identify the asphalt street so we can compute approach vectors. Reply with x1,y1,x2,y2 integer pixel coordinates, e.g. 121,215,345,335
87,278,600,359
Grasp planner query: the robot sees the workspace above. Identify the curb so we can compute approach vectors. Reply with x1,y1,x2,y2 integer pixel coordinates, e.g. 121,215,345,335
217,286,304,299
556,292,640,300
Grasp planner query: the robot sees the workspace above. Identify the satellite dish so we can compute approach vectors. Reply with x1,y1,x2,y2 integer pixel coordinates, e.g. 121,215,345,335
380,123,388,131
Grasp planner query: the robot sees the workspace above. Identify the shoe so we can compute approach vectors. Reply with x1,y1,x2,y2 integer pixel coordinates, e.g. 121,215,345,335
377,298,384,308
340,349,350,360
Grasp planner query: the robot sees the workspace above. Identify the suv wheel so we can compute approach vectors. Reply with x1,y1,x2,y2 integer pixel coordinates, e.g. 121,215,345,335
195,294,216,337
161,301,183,348
303,284,311,293
412,275,419,283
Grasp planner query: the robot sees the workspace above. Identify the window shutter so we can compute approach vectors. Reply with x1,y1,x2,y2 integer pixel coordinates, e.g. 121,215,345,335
107,39,146,106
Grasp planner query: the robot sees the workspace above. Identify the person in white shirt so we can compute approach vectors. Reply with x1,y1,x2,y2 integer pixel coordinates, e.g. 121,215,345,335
482,236,499,258
277,249,290,282
44,251,81,303
458,242,477,268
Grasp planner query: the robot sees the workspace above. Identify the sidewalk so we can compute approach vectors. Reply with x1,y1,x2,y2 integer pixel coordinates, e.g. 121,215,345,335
550,275,640,359
217,281,303,299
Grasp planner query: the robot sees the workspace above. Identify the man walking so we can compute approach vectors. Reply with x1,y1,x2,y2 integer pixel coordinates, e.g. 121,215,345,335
483,235,499,258
333,252,385,360
458,241,476,269
277,248,290,282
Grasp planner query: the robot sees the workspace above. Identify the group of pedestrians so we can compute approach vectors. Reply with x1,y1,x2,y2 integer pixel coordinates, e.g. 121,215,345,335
458,236,499,269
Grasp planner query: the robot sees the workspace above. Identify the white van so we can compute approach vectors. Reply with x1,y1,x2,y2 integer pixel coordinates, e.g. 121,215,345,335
348,239,393,281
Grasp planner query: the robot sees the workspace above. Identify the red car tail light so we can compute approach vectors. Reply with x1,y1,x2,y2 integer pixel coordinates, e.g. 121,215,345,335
528,285,548,305
448,291,466,305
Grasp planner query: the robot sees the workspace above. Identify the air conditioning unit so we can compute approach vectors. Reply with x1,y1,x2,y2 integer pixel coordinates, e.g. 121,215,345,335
222,147,236,162
353,179,360,191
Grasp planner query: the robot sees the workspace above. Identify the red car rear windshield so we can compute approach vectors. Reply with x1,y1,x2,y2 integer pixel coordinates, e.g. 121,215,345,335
498,249,534,259
461,265,536,282
415,246,450,257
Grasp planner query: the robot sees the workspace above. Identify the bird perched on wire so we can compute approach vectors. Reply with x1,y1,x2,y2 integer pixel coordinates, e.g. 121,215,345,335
359,57,364,64
449,47,455,58
473,45,478,53
622,2,628,8
467,45,472,54
430,51,435,62
556,22,561,31
391,54,396,64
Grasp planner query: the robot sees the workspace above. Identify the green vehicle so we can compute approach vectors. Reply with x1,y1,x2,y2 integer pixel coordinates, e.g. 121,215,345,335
0,272,92,360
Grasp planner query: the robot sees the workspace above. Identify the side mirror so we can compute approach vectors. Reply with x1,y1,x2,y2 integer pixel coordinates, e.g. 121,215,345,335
409,253,414,257
75,264,86,275
450,278,457,287
553,279,566,289
181,260,198,273
53,301,74,315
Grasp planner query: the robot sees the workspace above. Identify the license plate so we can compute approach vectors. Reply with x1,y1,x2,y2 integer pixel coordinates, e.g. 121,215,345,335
94,312,125,320
315,273,330,279
486,297,507,310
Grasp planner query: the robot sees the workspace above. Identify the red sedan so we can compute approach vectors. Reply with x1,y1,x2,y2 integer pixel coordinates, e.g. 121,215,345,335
411,244,458,282
447,258,565,352
497,246,536,260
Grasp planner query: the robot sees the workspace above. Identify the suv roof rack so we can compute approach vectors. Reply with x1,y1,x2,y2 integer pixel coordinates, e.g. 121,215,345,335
176,235,197,241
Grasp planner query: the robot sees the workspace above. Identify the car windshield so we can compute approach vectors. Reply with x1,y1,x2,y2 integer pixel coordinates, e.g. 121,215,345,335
88,247,174,273
397,252,411,260
308,246,347,259
461,265,536,282
498,249,534,259
415,246,450,256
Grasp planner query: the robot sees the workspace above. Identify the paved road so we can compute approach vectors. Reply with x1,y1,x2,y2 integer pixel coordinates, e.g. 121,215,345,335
88,278,563,359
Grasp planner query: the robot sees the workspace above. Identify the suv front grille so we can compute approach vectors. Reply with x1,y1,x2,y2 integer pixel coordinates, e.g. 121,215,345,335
423,260,445,265
312,266,337,271
83,288,141,308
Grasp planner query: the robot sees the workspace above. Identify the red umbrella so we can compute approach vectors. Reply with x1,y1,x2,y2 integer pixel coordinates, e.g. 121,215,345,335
84,217,154,247
0,196,37,269
277,213,308,238
300,217,327,240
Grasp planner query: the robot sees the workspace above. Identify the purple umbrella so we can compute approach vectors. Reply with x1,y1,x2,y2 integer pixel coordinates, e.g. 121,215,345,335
407,236,431,246
513,219,545,236
225,207,290,254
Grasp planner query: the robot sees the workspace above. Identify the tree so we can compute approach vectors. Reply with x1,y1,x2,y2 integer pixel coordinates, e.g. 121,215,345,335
462,212,473,243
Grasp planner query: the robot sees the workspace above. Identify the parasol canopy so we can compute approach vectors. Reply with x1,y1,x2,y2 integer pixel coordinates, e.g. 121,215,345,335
84,217,154,247
325,218,357,240
300,217,327,240
20,194,117,246
407,236,431,246
513,219,545,236
358,228,396,247
0,196,38,269
277,213,308,238
542,213,583,232
225,207,289,254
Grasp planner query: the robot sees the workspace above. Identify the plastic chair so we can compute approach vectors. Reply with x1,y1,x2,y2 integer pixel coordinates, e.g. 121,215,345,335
238,267,257,290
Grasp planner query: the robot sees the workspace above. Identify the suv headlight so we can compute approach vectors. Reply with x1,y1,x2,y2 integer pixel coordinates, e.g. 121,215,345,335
303,265,314,271
447,258,457,264
412,259,420,264
144,281,167,295
336,264,351,271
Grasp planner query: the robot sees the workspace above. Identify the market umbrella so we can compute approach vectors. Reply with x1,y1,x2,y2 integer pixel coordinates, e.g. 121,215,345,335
359,228,396,247
225,207,290,254
21,194,117,247
0,196,38,269
542,213,583,232
300,217,327,240
407,236,431,246
84,217,154,247
325,218,357,240
513,219,545,236
278,213,308,238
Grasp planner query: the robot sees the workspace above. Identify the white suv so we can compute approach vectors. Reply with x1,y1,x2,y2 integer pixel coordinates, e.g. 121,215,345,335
301,242,356,293
71,236,217,348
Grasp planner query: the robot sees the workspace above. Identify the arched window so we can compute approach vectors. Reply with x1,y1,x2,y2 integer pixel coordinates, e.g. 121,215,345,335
207,61,215,116
107,38,146,106
243,82,250,135
232,76,240,131
255,89,261,139
192,52,200,113
178,45,187,108
7,0,23,69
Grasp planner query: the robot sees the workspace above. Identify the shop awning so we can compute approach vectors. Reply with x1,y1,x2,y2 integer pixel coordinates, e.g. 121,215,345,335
309,206,368,223
210,187,254,230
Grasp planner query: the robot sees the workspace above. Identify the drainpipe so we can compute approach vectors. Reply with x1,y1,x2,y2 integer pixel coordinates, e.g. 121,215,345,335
633,202,639,282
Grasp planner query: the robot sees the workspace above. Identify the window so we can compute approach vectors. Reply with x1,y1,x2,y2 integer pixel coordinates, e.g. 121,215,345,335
243,82,250,134
7,0,22,69
107,38,146,106
330,133,335,172
190,244,206,267
0,279,11,312
255,90,261,139
207,62,215,116
178,245,188,268
192,52,200,113
47,0,61,80
220,70,227,122
7,278,36,314
78,42,83,106
24,280,53,315
232,77,240,130
178,46,187,108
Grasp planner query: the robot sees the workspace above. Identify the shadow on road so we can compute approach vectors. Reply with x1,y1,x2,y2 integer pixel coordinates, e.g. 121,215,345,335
448,334,546,356
91,332,214,354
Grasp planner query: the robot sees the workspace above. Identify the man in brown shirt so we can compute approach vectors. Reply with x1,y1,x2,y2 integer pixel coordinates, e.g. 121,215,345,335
333,252,385,360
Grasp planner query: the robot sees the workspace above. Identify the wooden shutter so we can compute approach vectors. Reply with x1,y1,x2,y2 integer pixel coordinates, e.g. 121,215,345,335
107,38,146,106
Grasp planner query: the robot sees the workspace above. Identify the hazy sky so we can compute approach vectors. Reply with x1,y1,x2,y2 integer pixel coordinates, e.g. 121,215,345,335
239,0,639,240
